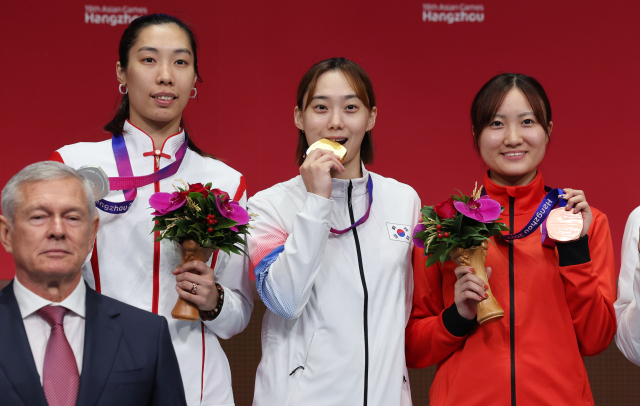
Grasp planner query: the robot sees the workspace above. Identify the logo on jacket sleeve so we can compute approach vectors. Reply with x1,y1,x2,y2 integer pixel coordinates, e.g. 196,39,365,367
387,223,411,243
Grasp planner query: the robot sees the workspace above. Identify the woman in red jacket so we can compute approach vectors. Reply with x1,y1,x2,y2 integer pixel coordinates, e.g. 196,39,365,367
405,73,616,406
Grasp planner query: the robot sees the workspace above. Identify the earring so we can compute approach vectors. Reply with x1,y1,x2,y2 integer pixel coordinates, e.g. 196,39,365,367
301,130,305,134
119,84,128,95
190,88,197,98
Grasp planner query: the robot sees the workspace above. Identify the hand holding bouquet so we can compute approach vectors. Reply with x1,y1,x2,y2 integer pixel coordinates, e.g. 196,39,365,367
412,183,509,325
149,180,251,321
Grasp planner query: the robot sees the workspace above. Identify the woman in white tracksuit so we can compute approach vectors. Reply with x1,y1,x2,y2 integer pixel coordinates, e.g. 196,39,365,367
615,206,640,365
50,15,252,406
248,58,420,406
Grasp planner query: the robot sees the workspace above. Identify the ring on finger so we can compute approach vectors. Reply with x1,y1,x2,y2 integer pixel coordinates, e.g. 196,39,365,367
191,283,198,294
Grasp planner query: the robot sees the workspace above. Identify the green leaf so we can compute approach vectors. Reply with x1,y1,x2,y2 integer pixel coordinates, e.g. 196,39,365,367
432,243,447,262
439,249,448,265
461,226,478,239
176,219,191,232
444,242,460,257
421,206,435,219
194,196,207,210
213,217,238,230
151,224,166,232
454,215,463,234
425,254,440,269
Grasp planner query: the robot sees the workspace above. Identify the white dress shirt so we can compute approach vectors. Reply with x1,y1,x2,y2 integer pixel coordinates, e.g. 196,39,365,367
13,276,86,384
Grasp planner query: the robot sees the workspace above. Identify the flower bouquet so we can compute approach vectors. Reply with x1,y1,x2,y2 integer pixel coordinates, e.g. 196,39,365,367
412,183,509,325
150,180,251,321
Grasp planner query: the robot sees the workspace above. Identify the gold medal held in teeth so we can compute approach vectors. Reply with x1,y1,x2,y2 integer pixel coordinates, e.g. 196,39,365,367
305,139,347,162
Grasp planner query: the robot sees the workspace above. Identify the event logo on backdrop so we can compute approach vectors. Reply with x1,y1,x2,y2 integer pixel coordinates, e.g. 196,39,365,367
84,5,148,26
422,4,485,23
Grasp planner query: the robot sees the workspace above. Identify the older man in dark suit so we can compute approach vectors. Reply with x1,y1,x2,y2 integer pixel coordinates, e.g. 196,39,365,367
0,161,187,406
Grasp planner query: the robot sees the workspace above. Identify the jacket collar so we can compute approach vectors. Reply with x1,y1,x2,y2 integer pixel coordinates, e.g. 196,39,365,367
328,163,370,200
122,119,186,161
0,282,124,406
0,281,48,406
75,285,123,406
483,170,548,216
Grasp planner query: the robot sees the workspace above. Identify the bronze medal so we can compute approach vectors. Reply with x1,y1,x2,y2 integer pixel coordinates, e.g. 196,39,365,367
546,208,583,242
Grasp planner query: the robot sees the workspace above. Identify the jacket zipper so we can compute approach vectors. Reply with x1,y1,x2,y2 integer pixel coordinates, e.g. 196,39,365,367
152,157,161,314
509,195,516,406
348,181,369,406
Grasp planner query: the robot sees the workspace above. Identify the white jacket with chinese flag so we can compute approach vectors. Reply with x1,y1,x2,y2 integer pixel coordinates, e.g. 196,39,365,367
51,120,253,406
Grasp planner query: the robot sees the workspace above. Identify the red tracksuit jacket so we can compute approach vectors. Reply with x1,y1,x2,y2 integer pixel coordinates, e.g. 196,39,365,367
406,172,616,406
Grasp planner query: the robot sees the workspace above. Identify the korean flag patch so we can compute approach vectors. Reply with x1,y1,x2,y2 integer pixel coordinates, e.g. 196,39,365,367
387,223,411,243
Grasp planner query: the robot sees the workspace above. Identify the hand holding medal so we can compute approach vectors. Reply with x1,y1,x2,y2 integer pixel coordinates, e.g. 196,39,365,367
300,139,346,199
547,188,592,242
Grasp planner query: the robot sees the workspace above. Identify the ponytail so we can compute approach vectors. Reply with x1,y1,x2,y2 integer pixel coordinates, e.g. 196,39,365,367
103,94,129,135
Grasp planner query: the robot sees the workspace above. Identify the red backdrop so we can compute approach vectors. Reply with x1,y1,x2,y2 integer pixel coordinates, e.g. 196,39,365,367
2,0,639,279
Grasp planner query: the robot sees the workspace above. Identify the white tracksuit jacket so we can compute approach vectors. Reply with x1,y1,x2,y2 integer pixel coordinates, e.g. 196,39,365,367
247,166,420,406
615,206,640,365
53,121,253,406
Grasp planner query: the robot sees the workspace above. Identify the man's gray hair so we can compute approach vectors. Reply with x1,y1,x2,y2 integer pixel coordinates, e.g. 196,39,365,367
1,161,96,225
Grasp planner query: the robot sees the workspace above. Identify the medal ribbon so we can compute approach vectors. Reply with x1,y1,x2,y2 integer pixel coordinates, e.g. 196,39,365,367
499,187,566,244
96,133,188,214
330,175,373,235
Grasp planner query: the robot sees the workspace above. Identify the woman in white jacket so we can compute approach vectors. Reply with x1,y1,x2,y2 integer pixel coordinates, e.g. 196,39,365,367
248,58,420,406
50,14,253,406
615,207,640,364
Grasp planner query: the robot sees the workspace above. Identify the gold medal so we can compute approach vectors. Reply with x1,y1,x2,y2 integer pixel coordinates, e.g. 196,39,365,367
305,139,347,162
546,208,583,242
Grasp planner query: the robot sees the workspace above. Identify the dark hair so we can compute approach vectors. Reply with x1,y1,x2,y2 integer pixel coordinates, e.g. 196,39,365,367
104,14,213,159
470,73,552,152
295,58,376,166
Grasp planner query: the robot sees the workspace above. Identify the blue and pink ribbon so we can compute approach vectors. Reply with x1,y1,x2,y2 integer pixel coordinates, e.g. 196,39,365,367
500,187,567,246
96,133,188,214
330,175,373,235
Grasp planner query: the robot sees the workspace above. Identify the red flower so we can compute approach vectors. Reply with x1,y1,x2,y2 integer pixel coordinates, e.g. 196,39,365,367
210,188,226,199
180,183,212,198
433,197,457,219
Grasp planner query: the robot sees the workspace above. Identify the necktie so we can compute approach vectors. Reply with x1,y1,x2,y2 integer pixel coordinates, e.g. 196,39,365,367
37,305,80,406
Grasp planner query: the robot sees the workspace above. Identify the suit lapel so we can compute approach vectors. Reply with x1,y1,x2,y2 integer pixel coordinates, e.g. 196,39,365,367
76,285,123,406
0,282,48,406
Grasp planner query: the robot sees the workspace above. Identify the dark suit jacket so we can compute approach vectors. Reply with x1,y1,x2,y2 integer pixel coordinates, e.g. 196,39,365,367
0,281,187,406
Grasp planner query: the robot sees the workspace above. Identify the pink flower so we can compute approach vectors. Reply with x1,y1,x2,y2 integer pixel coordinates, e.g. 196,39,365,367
433,197,457,219
453,195,501,223
216,194,250,231
149,191,186,216
412,223,426,249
